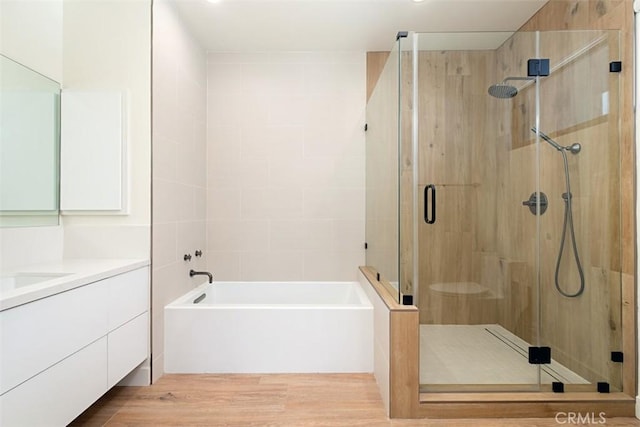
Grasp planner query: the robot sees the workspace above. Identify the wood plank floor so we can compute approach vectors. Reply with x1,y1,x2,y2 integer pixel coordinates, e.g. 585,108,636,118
71,374,640,426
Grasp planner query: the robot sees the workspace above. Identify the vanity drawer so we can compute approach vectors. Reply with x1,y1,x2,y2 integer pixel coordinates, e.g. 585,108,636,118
0,280,109,395
0,337,108,427
107,267,149,330
108,311,148,387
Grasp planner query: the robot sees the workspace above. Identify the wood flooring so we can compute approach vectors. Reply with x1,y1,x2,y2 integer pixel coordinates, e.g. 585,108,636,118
70,373,640,426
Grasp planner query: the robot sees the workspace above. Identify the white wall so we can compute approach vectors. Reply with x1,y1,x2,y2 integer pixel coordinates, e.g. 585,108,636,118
0,0,63,83
60,0,152,259
152,0,207,382
206,52,366,281
0,0,64,271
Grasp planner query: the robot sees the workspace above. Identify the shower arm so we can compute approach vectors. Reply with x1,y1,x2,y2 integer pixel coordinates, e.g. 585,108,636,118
502,76,534,83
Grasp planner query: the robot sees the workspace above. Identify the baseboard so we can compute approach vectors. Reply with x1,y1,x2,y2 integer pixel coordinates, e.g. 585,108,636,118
151,353,164,383
636,396,640,420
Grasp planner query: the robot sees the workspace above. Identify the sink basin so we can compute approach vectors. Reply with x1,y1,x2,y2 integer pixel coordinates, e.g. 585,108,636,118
0,273,72,293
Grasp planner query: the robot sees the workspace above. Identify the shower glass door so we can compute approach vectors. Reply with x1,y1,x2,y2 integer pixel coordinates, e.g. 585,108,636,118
415,30,542,391
415,29,623,393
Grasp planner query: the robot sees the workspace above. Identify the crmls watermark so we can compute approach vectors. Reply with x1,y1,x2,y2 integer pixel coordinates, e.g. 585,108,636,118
555,412,607,424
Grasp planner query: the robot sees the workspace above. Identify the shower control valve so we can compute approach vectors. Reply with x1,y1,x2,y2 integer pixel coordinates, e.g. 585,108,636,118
522,192,548,216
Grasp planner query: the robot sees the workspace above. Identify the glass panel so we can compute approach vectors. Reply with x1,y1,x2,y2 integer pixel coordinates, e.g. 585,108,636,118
365,40,400,301
399,34,415,303
0,54,60,227
537,30,623,392
416,31,541,391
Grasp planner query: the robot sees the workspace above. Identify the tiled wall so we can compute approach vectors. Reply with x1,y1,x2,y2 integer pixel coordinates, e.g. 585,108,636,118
206,52,366,281
151,0,207,381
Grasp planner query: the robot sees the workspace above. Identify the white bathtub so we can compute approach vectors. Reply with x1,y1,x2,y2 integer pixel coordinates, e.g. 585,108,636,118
164,281,373,374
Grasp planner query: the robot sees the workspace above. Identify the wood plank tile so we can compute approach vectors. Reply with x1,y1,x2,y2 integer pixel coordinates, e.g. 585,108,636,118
73,374,640,426
69,385,140,427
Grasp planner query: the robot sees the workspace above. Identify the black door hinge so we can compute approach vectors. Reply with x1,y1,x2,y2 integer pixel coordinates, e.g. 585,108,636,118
527,58,550,77
611,351,623,362
609,61,622,72
528,346,551,364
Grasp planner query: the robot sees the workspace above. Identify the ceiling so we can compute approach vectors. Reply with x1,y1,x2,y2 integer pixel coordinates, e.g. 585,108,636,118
171,0,549,52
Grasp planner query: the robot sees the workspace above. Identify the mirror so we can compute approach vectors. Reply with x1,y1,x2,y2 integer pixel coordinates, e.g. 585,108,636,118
0,54,61,227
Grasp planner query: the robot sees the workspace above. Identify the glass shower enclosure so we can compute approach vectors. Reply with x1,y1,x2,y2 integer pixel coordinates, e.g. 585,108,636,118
365,30,623,393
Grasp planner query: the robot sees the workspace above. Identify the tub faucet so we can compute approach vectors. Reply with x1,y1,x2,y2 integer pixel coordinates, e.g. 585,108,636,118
189,269,213,284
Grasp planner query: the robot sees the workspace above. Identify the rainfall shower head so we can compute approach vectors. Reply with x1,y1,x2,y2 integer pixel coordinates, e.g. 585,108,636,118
488,77,534,99
488,83,518,98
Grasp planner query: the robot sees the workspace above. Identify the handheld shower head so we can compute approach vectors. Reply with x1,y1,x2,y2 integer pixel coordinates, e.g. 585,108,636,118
488,76,534,99
531,127,582,155
566,143,582,154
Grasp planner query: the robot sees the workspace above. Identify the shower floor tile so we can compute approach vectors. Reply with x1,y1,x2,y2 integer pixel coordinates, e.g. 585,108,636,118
420,324,588,385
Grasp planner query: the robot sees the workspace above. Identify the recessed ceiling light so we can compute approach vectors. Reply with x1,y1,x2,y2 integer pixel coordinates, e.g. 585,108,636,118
412,0,426,2
206,0,221,3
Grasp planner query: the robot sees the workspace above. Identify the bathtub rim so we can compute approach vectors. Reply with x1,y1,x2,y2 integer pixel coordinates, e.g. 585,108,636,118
165,280,373,309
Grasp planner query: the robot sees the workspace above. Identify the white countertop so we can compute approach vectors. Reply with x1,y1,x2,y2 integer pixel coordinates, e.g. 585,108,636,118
0,258,149,311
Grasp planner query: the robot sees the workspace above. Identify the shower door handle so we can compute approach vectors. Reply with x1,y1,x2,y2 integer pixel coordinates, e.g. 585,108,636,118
424,184,436,224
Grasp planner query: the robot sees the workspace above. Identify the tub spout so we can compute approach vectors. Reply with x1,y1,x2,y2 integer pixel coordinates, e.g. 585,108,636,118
189,269,213,284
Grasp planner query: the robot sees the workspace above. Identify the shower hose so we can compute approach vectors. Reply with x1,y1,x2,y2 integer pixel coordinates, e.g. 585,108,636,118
555,149,585,297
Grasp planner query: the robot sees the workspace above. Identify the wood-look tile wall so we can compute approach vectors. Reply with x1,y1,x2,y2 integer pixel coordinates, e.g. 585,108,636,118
415,49,505,326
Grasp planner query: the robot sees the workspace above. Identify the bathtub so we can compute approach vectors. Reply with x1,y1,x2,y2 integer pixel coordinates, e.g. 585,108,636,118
164,281,373,374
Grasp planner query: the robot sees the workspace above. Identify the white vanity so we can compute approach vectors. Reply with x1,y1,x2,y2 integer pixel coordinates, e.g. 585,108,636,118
0,259,149,426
